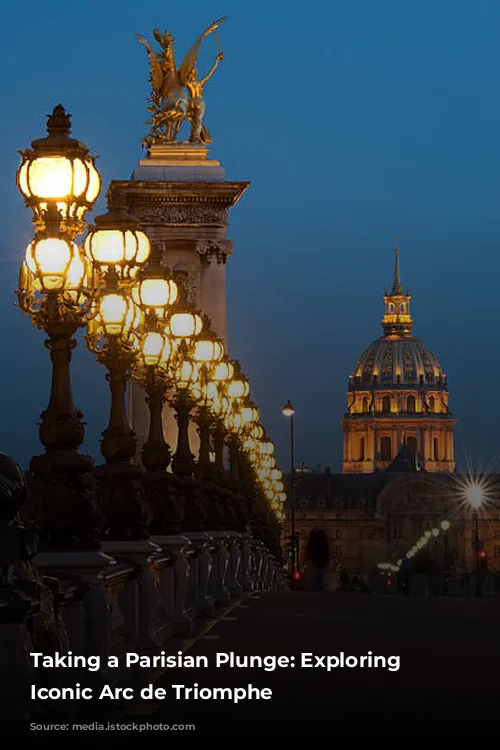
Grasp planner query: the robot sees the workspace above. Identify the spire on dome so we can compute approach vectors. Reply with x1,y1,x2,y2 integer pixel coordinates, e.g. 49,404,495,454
382,244,412,336
392,244,403,295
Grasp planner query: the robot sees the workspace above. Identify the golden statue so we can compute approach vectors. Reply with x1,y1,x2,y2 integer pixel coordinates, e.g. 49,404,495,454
136,18,226,147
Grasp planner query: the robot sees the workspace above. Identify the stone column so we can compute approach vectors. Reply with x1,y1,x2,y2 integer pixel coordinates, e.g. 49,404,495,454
107,145,249,457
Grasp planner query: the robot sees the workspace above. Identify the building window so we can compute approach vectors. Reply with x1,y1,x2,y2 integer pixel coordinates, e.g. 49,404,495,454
428,396,435,412
407,436,417,456
382,395,391,413
335,530,342,540
434,438,439,461
494,531,500,541
334,545,342,558
359,437,365,461
380,436,391,461
363,396,369,412
406,395,416,413
389,304,394,313
495,546,500,559
400,303,405,313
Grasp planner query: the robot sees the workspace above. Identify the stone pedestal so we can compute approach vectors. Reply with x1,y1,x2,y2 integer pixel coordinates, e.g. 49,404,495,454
108,144,249,459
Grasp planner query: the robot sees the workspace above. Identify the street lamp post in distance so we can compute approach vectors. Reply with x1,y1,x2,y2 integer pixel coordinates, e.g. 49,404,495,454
465,485,484,598
282,400,296,572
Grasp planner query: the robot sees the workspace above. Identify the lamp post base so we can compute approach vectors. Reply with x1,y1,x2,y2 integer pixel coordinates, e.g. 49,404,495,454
95,461,150,541
29,450,101,552
144,470,184,535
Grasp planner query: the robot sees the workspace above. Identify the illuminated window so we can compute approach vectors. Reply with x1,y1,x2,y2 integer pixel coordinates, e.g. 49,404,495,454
382,395,391,412
428,396,435,412
407,395,416,413
363,396,369,412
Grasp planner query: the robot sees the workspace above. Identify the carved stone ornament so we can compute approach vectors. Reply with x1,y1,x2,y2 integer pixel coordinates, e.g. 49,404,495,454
172,270,198,303
196,239,232,264
130,203,228,227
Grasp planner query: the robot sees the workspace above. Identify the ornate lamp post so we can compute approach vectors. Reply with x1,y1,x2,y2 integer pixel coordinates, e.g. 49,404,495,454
189,322,228,527
131,262,180,532
165,294,204,528
465,485,484,598
282,400,297,571
85,209,151,540
15,105,102,551
441,519,450,595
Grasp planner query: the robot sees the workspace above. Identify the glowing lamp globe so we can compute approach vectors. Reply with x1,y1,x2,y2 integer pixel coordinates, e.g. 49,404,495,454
466,484,484,510
169,310,203,339
173,359,199,389
226,376,250,399
282,400,295,418
17,105,100,223
249,423,264,439
193,337,224,364
259,439,274,456
25,237,83,293
98,292,140,338
211,360,234,382
440,520,450,531
242,436,257,453
132,264,179,319
140,331,171,367
85,212,150,271
240,406,259,424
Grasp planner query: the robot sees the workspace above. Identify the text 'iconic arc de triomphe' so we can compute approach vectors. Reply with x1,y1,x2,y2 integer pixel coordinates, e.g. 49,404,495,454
107,22,249,458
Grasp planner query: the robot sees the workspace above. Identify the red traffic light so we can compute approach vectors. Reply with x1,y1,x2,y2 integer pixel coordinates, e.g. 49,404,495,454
291,570,303,581
479,549,487,559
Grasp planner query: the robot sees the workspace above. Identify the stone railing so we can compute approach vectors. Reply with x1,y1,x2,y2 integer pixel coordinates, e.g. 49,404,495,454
0,526,286,722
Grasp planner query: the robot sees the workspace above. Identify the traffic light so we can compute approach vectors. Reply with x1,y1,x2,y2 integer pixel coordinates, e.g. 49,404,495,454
291,570,303,582
284,538,293,558
478,548,488,571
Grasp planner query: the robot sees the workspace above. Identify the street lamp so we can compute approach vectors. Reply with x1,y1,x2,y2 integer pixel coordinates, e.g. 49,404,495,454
16,105,102,551
465,484,484,598
282,400,296,571
441,519,451,595
85,209,151,540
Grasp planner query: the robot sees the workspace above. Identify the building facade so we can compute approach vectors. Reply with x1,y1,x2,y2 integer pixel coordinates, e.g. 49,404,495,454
342,248,455,473
285,249,500,578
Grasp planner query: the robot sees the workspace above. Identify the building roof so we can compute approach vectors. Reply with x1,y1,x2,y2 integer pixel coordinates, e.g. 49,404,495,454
349,248,448,390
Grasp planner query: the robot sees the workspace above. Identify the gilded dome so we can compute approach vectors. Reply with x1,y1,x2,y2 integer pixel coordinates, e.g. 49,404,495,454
350,247,447,389
352,335,446,387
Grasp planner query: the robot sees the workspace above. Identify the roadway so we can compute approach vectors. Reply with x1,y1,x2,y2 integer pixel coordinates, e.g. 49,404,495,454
117,590,500,731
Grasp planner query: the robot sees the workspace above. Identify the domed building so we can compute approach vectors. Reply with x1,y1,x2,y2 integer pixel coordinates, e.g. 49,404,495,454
282,248,500,585
341,248,456,473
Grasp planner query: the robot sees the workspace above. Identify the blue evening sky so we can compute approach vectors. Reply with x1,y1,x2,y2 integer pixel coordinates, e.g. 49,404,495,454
1,0,499,473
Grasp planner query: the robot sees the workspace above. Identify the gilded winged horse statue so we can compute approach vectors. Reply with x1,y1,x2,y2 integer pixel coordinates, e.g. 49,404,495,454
137,18,226,147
